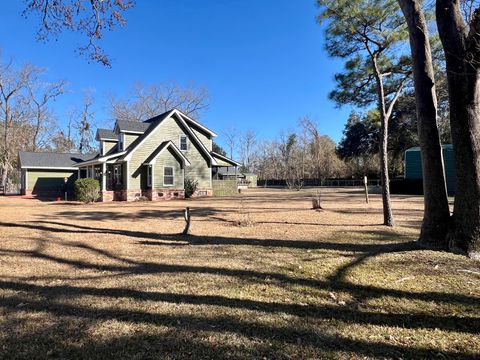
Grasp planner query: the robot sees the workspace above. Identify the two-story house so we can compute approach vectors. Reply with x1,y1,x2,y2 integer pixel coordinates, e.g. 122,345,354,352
18,108,240,201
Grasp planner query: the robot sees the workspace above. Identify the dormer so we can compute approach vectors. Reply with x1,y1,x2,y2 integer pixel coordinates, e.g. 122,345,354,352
96,129,118,156
114,120,150,150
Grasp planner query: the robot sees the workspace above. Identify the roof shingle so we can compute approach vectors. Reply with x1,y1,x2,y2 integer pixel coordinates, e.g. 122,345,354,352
115,120,150,133
18,152,97,168
96,128,118,141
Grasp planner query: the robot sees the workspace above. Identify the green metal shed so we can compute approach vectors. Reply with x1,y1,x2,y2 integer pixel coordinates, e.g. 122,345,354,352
404,144,455,195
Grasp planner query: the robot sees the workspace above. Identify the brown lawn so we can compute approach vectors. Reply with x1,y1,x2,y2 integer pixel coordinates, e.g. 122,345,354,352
0,188,479,359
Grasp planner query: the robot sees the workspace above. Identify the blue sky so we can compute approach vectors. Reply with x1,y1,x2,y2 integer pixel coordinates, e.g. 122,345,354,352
0,0,351,150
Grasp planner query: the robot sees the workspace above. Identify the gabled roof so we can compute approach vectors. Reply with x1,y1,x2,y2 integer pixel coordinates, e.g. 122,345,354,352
144,109,217,138
120,109,218,165
19,151,96,169
74,150,127,167
143,141,191,166
115,120,150,134
211,152,241,166
96,129,118,141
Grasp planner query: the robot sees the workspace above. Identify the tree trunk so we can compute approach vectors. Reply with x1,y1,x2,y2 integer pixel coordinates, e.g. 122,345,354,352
436,0,480,258
379,113,394,226
372,58,395,227
398,0,451,247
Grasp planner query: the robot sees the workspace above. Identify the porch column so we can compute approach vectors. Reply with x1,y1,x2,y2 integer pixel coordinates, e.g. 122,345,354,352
102,163,106,191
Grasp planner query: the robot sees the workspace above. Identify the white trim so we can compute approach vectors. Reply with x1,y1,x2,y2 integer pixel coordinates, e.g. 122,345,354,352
21,166,78,170
120,130,144,134
163,165,175,187
102,163,106,191
175,111,218,165
142,141,191,167
25,169,28,192
211,151,241,166
123,109,217,165
178,110,218,137
123,110,175,161
98,137,118,142
75,151,127,167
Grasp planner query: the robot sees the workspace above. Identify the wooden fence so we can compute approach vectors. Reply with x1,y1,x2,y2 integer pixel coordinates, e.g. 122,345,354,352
212,180,238,197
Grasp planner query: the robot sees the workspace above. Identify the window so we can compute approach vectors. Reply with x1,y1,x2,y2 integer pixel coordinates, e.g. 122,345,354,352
118,133,125,151
164,166,174,186
147,165,152,187
180,135,188,151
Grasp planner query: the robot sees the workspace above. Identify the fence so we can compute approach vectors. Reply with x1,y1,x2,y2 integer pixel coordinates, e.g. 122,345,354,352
257,178,381,188
212,180,238,197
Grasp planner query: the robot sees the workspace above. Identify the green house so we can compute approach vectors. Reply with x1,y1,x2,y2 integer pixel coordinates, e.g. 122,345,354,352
404,144,455,195
19,108,240,201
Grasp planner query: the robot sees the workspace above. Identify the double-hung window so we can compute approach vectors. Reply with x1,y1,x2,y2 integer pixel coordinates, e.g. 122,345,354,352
163,166,174,186
180,135,188,151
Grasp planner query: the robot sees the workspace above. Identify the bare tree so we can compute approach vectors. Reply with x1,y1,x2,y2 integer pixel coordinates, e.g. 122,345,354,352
0,60,34,187
223,125,238,159
109,81,209,122
239,130,257,173
27,70,66,151
23,0,134,67
52,111,76,152
76,93,95,154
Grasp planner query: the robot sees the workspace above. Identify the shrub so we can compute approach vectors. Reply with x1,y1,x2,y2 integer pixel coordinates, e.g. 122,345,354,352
184,179,198,198
74,178,100,203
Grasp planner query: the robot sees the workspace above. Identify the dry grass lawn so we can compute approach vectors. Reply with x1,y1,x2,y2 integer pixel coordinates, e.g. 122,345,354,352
0,187,479,359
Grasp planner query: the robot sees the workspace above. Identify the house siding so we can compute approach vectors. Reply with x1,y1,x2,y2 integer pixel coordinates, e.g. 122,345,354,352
192,128,212,151
153,149,184,189
124,133,140,149
102,141,117,155
128,114,211,190
25,169,78,197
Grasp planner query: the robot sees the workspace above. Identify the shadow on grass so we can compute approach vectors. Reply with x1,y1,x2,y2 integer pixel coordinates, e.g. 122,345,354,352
0,220,413,252
0,219,478,359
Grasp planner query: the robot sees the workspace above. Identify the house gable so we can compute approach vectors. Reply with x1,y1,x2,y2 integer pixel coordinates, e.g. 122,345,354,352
127,111,213,190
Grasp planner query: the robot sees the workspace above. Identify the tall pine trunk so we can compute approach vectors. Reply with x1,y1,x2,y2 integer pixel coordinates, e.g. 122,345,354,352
373,61,394,227
436,0,480,258
379,112,394,226
398,0,451,246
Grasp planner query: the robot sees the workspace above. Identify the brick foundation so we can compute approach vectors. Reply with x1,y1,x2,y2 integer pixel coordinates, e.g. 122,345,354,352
95,188,211,202
119,189,143,201
101,191,114,202
148,188,185,201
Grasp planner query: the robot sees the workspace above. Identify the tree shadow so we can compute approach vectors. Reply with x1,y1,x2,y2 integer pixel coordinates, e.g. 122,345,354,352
1,212,478,358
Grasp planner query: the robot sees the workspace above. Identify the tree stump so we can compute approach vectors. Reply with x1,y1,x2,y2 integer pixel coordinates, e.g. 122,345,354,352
183,207,191,235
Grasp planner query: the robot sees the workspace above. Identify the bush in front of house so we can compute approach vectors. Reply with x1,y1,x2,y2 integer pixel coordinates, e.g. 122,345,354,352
74,178,100,203
184,179,198,198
